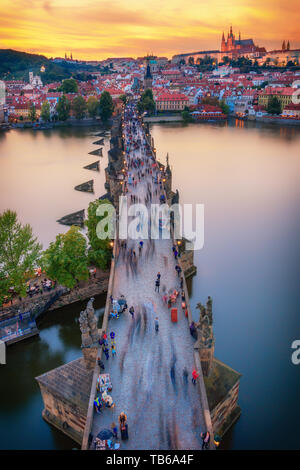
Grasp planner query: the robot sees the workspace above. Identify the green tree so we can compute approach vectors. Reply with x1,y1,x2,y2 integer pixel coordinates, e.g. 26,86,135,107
41,226,89,289
87,96,99,118
137,89,155,115
0,210,42,304
119,94,127,105
41,100,51,121
267,96,282,115
99,91,114,121
59,78,78,93
181,109,193,123
72,95,87,119
219,100,230,115
56,94,70,121
28,102,36,121
85,199,113,269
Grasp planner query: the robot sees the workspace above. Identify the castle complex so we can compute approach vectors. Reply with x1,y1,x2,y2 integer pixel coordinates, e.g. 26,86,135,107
221,26,265,56
222,26,253,53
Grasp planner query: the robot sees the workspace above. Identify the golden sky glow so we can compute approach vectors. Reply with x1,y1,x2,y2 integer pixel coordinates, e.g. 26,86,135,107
0,0,299,60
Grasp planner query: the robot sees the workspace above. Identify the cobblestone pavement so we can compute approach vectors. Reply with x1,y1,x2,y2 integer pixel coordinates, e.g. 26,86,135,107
92,107,205,449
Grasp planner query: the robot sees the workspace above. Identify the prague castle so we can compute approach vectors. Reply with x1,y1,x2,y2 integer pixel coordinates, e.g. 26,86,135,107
221,26,260,54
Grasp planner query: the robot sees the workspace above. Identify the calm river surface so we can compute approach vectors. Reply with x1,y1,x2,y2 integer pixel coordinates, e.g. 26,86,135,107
0,121,299,449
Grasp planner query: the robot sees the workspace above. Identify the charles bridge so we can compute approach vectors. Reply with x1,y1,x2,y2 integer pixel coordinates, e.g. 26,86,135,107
36,103,241,450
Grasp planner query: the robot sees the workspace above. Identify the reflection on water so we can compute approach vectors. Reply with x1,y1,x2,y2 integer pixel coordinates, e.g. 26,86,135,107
0,126,109,248
151,120,300,450
0,121,299,449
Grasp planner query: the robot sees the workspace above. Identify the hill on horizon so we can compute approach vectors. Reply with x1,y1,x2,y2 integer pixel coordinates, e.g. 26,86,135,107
0,49,101,83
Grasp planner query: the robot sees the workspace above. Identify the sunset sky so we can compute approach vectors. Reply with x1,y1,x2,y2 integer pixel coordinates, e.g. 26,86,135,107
1,0,299,60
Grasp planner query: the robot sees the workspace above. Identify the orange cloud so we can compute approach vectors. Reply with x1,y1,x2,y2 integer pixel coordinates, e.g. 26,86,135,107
0,0,299,59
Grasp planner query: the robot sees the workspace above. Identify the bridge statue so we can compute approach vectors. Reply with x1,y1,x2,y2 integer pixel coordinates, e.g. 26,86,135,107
79,297,100,348
196,297,215,376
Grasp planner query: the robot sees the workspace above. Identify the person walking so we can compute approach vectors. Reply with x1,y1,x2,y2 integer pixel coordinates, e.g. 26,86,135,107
103,346,109,360
155,278,160,293
119,412,129,440
201,431,210,450
190,321,197,339
111,422,118,439
111,344,116,357
157,272,161,281
129,306,135,318
155,317,159,332
175,264,182,277
192,368,199,385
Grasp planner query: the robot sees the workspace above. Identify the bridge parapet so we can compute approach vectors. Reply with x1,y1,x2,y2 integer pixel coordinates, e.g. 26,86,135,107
81,223,119,450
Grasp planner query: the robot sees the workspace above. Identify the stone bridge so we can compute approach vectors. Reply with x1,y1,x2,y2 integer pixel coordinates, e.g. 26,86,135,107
81,103,214,450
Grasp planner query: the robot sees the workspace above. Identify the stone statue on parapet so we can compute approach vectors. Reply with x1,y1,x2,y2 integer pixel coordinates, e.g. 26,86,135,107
172,189,179,205
79,297,100,348
196,297,214,349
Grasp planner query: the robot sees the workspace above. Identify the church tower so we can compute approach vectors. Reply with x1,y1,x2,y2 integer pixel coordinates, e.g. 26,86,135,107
144,57,153,90
282,40,286,51
221,32,226,52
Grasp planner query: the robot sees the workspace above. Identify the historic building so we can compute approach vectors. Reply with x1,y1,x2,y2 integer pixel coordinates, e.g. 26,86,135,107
258,86,295,109
154,92,189,111
221,26,260,55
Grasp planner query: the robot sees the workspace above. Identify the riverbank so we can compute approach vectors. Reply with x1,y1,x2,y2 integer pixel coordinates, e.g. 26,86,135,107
9,117,112,130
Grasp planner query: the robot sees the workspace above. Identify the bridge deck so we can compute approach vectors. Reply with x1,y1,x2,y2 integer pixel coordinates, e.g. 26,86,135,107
91,107,205,450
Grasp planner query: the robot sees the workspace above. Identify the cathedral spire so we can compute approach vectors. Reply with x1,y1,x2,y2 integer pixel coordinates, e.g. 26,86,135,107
282,40,286,51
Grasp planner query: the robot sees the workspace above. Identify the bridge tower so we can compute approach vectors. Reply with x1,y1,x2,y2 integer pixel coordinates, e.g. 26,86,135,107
144,57,153,90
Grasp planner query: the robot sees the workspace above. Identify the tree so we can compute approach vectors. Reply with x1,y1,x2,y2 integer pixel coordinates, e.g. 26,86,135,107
137,89,155,115
59,78,78,93
143,96,156,114
267,96,282,115
99,91,114,121
0,210,42,304
41,226,89,289
119,94,127,105
181,109,193,123
85,199,113,269
72,95,87,119
56,94,70,121
28,102,36,121
219,100,230,115
87,96,99,118
41,100,51,121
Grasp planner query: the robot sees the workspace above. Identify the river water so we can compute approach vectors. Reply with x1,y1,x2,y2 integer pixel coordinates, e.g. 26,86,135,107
0,121,299,449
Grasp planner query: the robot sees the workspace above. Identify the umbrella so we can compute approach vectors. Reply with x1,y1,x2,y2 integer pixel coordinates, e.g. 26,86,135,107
97,429,113,440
